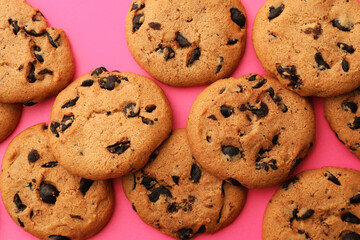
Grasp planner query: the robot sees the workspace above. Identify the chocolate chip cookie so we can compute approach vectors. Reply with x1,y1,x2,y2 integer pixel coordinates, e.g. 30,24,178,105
125,0,247,87
0,102,22,142
122,129,246,240
0,123,114,240
0,0,74,104
186,74,315,189
253,0,360,97
263,167,360,240
49,67,173,180
325,87,360,159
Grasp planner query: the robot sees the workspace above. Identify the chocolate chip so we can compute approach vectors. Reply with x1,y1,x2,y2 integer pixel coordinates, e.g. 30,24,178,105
18,65,24,71
23,26,46,36
332,19,352,32
197,225,206,234
30,210,33,218
8,19,20,35
282,176,299,190
39,182,59,204
256,159,278,171
61,115,74,132
17,218,24,228
227,39,238,45
230,8,246,28
133,13,144,32
70,215,83,220
27,62,37,83
326,172,341,185
61,96,79,109
48,235,72,240
38,69,53,75
46,32,61,48
348,117,360,130
208,115,217,120
178,228,193,240
100,75,121,90
315,52,330,70
132,174,137,190
268,4,284,20
252,78,267,89
131,2,145,11
342,212,360,224
148,149,159,161
350,193,360,204
190,164,201,183
342,59,350,72
304,23,322,40
13,193,27,212
206,136,211,142
149,22,161,30
79,178,94,195
176,32,191,48
32,11,43,22
250,102,269,118
216,57,224,74
149,186,172,202
164,47,175,61
277,65,302,89
50,122,60,137
172,176,180,185
145,105,156,113
167,202,179,213
222,145,240,159
228,178,243,187
34,53,44,63
272,135,279,145
187,47,201,67
41,162,58,168
91,67,108,76
28,150,40,163
220,105,234,118
342,102,358,113
131,203,137,212
124,103,139,117
107,141,131,155
298,209,314,220
341,232,360,240
337,43,355,54
141,177,157,190
81,79,94,87
298,230,310,239
248,74,257,81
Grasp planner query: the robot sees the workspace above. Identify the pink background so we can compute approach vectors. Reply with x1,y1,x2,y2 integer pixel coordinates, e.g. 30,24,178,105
1,0,360,239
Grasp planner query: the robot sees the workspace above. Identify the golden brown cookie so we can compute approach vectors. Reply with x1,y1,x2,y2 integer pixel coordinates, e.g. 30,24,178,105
186,74,315,189
0,123,114,240
49,67,173,180
253,0,360,97
122,129,246,240
125,0,247,87
0,0,74,104
263,167,360,240
0,102,22,142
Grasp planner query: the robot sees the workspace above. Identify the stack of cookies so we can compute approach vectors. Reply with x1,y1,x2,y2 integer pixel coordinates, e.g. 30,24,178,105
0,0,359,239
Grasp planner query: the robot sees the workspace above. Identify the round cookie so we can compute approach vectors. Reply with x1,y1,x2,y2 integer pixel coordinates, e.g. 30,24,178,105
49,67,173,180
0,102,22,142
122,129,246,240
325,87,360,159
186,74,315,189
0,123,114,240
263,167,360,240
252,0,360,97
125,0,247,87
0,0,74,104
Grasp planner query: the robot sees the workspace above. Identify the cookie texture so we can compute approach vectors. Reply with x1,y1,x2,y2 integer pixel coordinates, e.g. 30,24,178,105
252,0,360,97
325,87,360,159
0,102,22,142
125,0,247,87
0,0,74,104
263,167,360,240
49,67,173,180
0,123,114,240
122,129,246,240
186,74,315,189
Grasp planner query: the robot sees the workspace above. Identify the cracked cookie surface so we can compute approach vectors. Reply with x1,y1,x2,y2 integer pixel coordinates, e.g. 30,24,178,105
0,0,74,104
125,0,247,87
263,167,360,240
0,123,114,240
122,129,246,240
49,67,173,180
186,74,315,189
253,0,360,97
0,102,22,142
325,87,360,160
